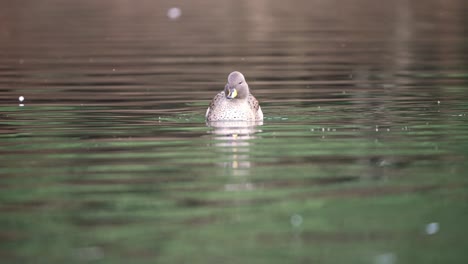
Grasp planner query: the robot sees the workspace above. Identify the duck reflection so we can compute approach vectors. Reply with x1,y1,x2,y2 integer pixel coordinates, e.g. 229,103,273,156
206,121,262,178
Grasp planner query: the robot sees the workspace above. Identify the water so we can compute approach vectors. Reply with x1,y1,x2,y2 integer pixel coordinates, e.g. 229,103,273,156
1,0,468,263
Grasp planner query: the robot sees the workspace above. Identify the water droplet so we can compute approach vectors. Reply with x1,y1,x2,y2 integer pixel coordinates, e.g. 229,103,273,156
425,222,439,235
167,7,182,20
374,253,396,264
437,100,440,104
19,96,25,102
290,214,303,227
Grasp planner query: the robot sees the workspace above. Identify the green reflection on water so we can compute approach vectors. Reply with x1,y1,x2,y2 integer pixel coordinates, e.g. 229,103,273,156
1,102,468,263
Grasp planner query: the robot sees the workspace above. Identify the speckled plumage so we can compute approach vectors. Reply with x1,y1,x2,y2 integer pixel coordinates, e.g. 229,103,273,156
206,71,263,121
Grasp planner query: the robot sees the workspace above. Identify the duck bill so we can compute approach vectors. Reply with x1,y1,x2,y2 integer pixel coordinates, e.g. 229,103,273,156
226,88,238,99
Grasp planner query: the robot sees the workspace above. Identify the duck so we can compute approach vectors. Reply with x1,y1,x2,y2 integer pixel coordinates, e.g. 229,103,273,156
206,71,263,121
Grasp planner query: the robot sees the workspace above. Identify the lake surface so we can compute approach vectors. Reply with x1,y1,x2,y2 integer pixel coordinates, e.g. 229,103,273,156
1,0,468,263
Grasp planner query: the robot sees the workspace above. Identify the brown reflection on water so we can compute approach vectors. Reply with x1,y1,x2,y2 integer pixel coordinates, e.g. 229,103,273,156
0,0,467,108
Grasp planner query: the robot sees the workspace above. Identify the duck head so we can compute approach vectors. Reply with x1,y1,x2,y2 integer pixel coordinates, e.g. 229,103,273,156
224,71,250,100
